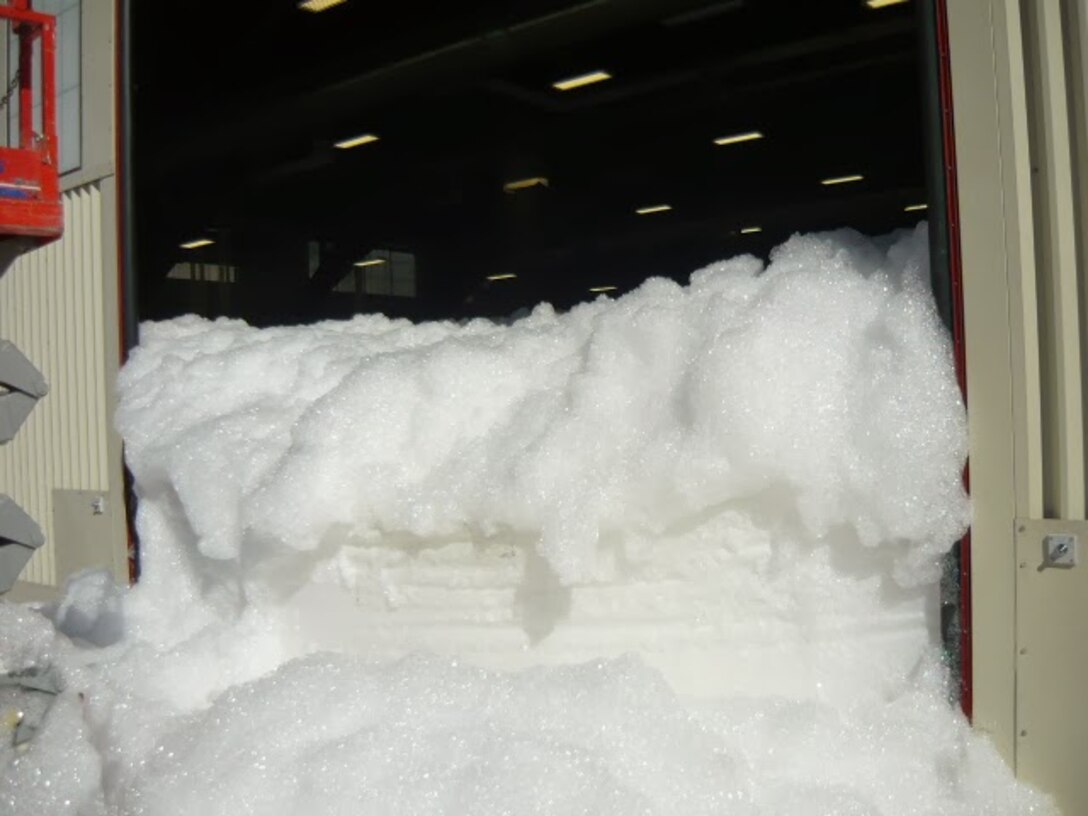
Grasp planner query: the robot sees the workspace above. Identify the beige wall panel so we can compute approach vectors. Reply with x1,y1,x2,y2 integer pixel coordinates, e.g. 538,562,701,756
951,2,1088,810
0,183,119,586
947,0,1034,764
1014,519,1088,816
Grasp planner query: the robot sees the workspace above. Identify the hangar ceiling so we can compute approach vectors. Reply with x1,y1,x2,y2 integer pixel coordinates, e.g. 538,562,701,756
133,0,926,324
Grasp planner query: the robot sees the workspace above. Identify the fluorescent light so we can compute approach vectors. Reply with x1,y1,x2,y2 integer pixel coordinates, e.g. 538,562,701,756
821,174,865,185
334,133,379,150
180,238,214,249
354,258,387,267
904,203,928,212
503,177,549,194
740,226,762,234
636,204,672,215
298,0,347,11
589,286,617,293
865,0,909,8
487,274,517,281
713,131,764,146
663,1,744,26
552,70,612,91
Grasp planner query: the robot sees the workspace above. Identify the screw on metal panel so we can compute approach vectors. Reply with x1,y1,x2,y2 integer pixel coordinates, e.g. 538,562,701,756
1019,562,1027,568
1018,525,1026,533
1019,648,1027,655
1020,730,1028,737
1043,534,1078,567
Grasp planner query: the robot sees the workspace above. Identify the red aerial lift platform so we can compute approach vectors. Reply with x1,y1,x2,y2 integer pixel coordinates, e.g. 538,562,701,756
0,0,61,274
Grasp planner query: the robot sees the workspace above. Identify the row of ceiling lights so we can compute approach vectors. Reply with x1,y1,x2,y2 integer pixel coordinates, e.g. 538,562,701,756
177,191,928,296
481,196,928,294
328,128,924,214
298,0,911,14
484,271,617,296
181,194,927,254
301,0,915,166
180,190,929,254
179,235,395,272
185,0,918,258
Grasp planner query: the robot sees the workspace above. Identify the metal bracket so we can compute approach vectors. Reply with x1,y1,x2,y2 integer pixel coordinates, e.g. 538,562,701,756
0,494,44,593
1042,534,1078,568
0,339,47,443
0,666,61,746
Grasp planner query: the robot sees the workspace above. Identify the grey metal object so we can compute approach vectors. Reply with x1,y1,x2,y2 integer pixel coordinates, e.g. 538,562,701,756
0,339,48,444
1043,533,1078,568
0,494,45,593
0,237,34,282
0,666,61,746
0,666,62,695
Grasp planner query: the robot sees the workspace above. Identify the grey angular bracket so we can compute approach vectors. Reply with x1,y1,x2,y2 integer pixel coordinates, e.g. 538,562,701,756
0,339,48,444
0,666,62,746
0,238,36,283
0,494,45,593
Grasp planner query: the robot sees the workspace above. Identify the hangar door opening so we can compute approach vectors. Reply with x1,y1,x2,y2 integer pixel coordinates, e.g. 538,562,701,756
128,0,967,705
132,1,941,323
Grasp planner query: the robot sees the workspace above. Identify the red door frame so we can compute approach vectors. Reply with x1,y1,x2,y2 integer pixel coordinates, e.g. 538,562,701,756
933,0,973,721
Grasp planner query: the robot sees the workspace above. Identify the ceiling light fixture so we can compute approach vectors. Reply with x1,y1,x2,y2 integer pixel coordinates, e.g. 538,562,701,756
714,131,763,146
298,0,348,11
503,177,550,194
354,258,387,267
487,274,517,282
552,70,612,91
636,204,672,215
589,286,618,293
904,203,928,212
663,1,745,27
740,226,762,234
180,238,214,250
821,174,865,185
865,0,909,8
334,133,379,150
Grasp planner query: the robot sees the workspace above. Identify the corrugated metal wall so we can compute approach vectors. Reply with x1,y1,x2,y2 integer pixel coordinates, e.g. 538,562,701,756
1012,3,1088,812
0,182,109,586
1019,0,1088,522
949,0,1088,812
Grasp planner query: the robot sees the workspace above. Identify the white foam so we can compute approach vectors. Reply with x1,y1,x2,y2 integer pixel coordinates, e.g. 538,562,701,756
118,227,966,590
0,225,1056,814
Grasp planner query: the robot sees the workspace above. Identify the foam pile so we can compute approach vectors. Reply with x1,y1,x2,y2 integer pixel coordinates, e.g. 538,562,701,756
0,225,1057,814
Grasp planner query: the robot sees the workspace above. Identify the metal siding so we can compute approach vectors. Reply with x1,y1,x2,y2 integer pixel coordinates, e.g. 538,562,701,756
1014,518,1088,816
1020,0,1088,522
947,0,1028,764
0,182,108,586
1065,0,1088,522
951,0,1088,809
1023,0,1086,521
1013,2,1088,810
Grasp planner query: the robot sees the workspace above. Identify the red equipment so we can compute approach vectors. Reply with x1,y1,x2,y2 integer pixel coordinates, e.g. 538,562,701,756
0,0,61,273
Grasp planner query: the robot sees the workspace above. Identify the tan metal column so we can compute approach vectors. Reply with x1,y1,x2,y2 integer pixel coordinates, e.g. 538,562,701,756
948,0,1088,812
946,0,1041,766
